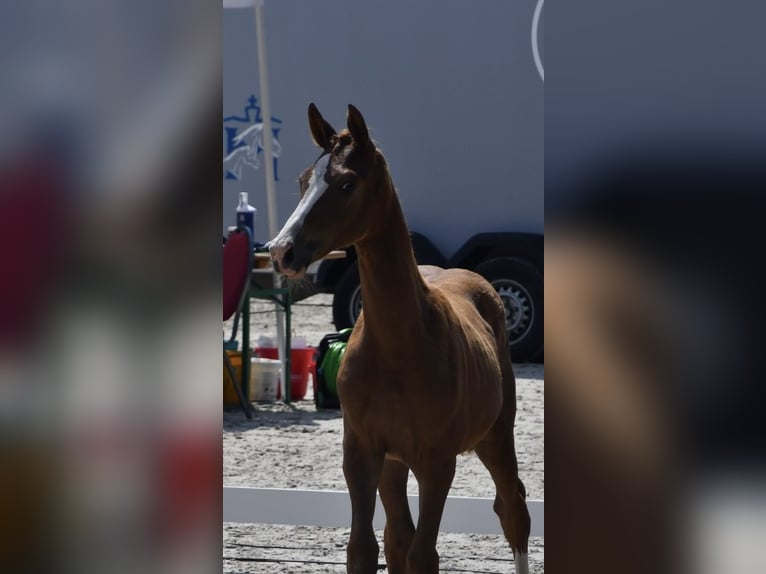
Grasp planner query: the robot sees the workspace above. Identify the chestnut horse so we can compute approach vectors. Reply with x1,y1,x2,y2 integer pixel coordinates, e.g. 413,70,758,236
269,104,530,574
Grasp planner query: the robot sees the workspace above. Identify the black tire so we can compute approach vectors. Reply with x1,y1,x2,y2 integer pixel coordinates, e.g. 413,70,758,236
474,257,543,363
332,262,362,331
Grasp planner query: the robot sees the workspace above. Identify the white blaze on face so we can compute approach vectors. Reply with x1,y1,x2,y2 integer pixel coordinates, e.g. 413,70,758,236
272,153,331,249
283,154,331,233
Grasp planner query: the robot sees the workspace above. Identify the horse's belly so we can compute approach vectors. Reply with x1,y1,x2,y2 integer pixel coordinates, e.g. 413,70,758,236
341,360,502,458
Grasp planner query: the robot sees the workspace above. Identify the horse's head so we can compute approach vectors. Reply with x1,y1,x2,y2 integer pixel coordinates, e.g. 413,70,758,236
269,103,385,277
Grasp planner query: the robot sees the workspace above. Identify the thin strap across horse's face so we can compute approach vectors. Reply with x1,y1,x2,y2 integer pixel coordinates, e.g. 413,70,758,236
269,104,377,278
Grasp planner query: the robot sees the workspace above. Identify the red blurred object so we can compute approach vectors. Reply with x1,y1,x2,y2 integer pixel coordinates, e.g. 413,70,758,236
155,428,220,543
0,155,66,349
222,228,251,321
254,346,316,401
223,226,255,418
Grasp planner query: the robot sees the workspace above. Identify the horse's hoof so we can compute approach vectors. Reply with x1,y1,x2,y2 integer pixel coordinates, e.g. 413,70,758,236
405,547,439,574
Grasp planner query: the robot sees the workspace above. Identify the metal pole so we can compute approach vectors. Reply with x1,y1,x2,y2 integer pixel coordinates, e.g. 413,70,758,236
254,0,278,240
254,1,288,399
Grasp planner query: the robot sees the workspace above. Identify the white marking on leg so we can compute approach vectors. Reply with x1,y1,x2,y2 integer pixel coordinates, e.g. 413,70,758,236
514,550,529,574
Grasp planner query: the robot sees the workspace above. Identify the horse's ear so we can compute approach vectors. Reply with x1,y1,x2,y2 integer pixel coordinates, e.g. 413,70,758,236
308,102,336,152
347,104,372,151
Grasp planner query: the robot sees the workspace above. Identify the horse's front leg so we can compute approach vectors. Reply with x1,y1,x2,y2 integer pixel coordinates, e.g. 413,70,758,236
379,458,415,574
407,455,456,574
343,426,384,574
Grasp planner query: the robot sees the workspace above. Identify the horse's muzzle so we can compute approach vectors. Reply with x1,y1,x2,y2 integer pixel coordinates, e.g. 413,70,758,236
268,238,295,275
268,237,309,278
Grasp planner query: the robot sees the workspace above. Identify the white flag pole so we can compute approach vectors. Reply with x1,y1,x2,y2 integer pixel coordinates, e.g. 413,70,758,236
253,0,288,398
254,1,279,241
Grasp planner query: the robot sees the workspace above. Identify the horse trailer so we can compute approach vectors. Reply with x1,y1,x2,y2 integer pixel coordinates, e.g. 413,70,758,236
224,0,544,362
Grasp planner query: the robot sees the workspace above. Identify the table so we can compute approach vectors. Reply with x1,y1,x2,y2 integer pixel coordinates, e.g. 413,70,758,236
241,250,347,404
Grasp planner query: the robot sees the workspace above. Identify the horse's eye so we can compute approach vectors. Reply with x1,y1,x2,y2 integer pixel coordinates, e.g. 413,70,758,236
341,181,355,193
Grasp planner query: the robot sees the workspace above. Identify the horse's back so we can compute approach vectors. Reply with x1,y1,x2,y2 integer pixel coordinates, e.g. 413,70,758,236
419,265,503,317
419,265,483,291
419,265,507,351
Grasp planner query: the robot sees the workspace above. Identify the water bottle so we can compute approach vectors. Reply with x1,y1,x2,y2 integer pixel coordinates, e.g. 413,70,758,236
236,192,256,238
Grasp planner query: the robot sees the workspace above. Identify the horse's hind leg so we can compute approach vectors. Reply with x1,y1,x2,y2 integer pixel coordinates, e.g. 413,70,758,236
378,459,415,574
475,417,531,574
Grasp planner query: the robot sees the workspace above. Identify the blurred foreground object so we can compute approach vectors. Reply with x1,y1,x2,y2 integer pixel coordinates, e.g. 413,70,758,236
1,1,222,573
546,2,766,571
546,155,766,574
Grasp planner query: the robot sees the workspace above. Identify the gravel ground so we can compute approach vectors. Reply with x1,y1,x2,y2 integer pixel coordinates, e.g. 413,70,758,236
224,294,544,573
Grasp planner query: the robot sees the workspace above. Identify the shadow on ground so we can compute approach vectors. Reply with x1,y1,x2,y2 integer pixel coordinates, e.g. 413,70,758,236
224,401,342,432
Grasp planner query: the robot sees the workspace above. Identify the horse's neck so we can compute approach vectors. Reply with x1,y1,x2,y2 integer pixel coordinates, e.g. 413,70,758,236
355,182,428,352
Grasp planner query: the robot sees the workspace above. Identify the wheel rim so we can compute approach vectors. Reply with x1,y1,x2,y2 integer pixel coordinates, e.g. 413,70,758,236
349,285,363,323
492,279,534,345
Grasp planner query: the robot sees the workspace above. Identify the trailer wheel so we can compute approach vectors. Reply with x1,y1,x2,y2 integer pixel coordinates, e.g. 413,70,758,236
332,262,362,331
474,257,543,363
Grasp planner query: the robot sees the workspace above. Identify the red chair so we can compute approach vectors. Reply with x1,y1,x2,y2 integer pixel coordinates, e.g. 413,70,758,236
223,225,254,418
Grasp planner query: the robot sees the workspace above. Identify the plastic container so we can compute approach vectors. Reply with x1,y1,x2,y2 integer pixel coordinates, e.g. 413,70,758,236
254,346,316,401
250,358,281,401
236,192,256,238
223,350,243,406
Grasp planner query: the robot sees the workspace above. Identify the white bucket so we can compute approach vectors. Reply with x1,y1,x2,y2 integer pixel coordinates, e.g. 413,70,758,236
250,358,281,401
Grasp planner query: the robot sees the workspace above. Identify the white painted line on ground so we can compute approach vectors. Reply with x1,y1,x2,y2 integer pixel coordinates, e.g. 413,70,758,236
224,486,544,538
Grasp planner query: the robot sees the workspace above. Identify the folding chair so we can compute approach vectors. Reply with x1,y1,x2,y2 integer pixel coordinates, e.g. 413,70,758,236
223,225,255,418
